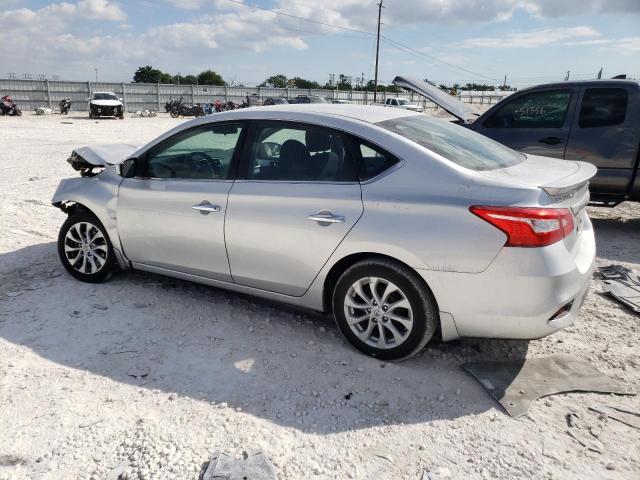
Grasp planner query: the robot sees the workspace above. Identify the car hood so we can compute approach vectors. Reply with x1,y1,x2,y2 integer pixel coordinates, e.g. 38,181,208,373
392,75,480,123
90,99,122,107
70,144,138,168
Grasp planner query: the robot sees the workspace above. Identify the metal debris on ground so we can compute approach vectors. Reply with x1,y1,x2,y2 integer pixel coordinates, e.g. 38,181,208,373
589,404,640,430
597,265,640,314
202,451,276,480
462,355,635,417
35,106,53,115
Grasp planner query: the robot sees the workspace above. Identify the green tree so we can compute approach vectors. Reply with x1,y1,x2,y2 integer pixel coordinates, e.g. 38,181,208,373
260,74,288,88
336,74,352,90
133,65,172,83
197,70,225,86
287,77,320,89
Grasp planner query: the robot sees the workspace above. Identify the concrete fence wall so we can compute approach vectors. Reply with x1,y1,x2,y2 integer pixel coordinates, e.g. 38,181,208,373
0,78,509,113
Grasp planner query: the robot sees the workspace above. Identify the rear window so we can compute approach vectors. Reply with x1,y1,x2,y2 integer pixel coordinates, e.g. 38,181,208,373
377,115,524,171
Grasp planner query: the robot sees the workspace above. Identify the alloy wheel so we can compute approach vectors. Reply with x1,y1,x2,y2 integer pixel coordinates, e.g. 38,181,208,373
343,277,414,349
63,222,108,274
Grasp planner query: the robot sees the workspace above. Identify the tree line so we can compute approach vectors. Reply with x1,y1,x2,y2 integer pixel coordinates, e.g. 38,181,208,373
132,66,517,93
133,66,225,86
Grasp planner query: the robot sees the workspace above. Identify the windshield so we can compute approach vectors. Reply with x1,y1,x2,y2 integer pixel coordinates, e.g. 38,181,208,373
93,93,118,100
377,115,524,171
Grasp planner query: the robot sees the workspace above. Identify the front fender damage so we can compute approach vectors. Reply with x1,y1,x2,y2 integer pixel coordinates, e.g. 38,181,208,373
51,173,130,270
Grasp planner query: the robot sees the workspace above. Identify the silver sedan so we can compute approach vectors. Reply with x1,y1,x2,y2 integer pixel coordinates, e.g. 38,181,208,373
52,105,597,360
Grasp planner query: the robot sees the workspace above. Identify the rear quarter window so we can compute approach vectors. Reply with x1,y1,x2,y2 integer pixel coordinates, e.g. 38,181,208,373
579,88,628,128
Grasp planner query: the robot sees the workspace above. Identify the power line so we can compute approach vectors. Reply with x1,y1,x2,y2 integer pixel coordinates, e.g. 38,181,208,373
224,0,375,37
380,35,501,82
223,0,502,83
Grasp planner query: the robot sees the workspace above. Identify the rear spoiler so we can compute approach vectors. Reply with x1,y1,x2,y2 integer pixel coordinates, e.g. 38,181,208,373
538,161,597,196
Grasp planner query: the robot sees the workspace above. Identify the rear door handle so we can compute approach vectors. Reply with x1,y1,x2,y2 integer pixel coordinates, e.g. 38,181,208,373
539,136,564,145
192,201,221,214
307,211,345,224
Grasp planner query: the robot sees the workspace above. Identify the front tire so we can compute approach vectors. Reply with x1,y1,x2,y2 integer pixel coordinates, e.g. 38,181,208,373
332,258,438,360
57,212,116,283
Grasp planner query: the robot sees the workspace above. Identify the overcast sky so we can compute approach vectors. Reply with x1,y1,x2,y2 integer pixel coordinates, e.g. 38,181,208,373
0,0,638,86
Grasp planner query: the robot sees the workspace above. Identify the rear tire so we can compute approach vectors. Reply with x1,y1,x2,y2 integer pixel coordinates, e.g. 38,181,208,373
57,212,116,283
332,258,438,360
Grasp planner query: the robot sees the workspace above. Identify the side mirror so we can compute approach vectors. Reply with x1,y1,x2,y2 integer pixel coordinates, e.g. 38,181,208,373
119,97,123,102
118,158,137,178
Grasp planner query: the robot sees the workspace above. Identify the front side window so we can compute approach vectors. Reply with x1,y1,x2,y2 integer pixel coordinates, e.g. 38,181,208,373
377,115,524,171
248,123,355,181
579,88,628,128
145,123,243,180
484,90,572,128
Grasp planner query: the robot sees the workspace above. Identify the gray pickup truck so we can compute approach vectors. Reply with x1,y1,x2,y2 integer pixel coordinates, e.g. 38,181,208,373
394,76,640,205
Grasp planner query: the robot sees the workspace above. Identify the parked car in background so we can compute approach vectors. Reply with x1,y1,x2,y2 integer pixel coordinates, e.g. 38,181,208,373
394,76,640,206
292,95,328,104
89,92,124,119
52,104,596,360
332,99,352,104
381,97,424,113
262,97,289,106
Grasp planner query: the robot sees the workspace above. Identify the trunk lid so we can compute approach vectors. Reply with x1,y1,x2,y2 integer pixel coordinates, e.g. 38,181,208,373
392,75,481,123
478,154,597,252
478,154,597,198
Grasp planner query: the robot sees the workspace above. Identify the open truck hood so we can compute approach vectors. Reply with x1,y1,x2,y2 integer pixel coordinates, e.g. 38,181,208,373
67,144,138,172
392,75,481,123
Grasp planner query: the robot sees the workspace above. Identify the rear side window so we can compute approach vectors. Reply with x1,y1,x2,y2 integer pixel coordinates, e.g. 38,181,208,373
377,115,523,171
248,123,356,182
579,88,628,128
484,90,571,128
351,140,399,181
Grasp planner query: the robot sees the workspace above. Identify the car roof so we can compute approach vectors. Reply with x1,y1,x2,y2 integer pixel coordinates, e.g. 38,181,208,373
517,79,639,92
225,104,418,124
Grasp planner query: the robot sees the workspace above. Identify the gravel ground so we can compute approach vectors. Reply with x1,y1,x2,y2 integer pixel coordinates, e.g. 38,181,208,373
1,112,639,480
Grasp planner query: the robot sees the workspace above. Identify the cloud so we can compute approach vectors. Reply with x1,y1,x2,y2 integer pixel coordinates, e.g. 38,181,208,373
618,36,640,54
456,26,602,49
268,0,640,28
0,0,308,77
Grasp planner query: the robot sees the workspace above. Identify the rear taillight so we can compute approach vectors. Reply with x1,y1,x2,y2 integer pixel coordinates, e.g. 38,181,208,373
470,206,574,247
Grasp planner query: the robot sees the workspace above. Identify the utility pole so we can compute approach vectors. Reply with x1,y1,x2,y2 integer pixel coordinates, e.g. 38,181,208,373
564,70,570,81
597,67,603,79
94,68,98,82
373,0,384,103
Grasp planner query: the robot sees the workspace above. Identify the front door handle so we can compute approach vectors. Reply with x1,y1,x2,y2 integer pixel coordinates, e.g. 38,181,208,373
539,136,564,145
192,201,221,214
307,211,345,224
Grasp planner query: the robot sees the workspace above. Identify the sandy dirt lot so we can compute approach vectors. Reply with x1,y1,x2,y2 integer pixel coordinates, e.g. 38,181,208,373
1,112,639,480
